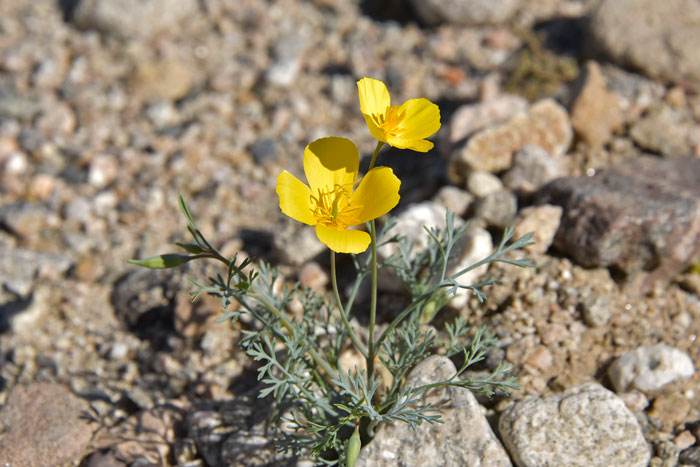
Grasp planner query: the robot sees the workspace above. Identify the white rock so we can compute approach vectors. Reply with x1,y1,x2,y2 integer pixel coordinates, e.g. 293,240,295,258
88,153,119,188
5,151,28,174
379,202,492,308
265,59,301,88
607,344,695,393
499,383,650,467
466,171,504,197
146,101,181,129
448,226,493,308
357,355,512,467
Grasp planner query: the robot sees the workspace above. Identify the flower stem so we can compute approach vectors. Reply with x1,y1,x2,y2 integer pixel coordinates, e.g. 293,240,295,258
330,251,368,359
365,140,384,384
367,219,378,382
368,141,384,171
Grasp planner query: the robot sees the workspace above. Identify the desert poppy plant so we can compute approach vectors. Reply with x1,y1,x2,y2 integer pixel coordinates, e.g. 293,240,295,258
357,77,441,152
276,137,401,254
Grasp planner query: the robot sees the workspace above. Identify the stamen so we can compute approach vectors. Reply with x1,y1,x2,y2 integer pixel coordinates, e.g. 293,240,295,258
371,105,405,138
309,183,364,228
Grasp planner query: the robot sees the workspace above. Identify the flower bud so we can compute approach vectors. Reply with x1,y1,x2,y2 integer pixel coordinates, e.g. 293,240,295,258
127,254,193,269
345,424,361,467
176,242,205,254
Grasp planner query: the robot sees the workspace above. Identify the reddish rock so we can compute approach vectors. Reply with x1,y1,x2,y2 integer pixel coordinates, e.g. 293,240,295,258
536,156,700,292
0,383,98,465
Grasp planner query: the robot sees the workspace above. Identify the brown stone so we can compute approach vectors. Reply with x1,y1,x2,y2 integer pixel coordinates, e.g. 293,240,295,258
525,345,554,372
513,205,562,254
450,99,572,178
0,383,98,466
133,59,194,101
649,393,691,431
570,61,624,148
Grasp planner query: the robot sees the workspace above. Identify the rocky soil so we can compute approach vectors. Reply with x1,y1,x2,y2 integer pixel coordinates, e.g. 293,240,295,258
1,0,700,466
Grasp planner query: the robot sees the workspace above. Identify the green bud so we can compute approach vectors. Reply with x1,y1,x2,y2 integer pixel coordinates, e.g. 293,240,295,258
345,425,361,467
176,242,205,254
420,300,436,323
127,254,193,269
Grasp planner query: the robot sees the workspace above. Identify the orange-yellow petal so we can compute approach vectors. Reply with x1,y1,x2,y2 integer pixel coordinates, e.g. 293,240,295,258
276,171,316,226
357,77,391,117
386,136,434,152
304,137,359,194
350,166,401,224
385,98,441,152
362,113,389,144
315,224,371,254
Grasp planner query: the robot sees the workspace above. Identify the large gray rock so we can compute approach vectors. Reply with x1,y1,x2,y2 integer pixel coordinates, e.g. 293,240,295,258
0,383,98,466
72,0,199,40
588,0,700,90
408,0,520,26
357,355,512,466
535,156,700,292
499,383,650,467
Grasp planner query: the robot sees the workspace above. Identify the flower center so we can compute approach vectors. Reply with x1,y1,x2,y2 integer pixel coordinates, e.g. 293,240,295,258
372,105,405,138
310,184,362,229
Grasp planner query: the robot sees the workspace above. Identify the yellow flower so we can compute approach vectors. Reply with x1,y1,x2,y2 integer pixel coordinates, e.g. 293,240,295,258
276,137,401,254
357,77,441,152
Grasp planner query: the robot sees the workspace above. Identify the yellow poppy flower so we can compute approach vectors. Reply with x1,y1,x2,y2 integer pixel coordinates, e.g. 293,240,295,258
357,77,441,152
276,137,401,254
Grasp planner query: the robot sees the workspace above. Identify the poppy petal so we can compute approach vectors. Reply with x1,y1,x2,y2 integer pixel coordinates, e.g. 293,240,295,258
357,77,391,117
304,137,359,194
276,171,316,225
350,166,401,224
385,98,441,152
315,224,371,254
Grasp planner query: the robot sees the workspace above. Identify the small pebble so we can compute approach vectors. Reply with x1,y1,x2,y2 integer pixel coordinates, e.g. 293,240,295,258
674,430,696,450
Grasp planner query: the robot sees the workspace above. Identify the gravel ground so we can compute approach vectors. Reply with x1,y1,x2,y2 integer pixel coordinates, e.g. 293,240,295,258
2,0,700,465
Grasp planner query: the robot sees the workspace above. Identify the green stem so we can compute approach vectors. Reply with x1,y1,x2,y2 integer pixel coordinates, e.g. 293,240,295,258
368,141,384,170
330,252,368,359
367,219,378,382
365,140,385,384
